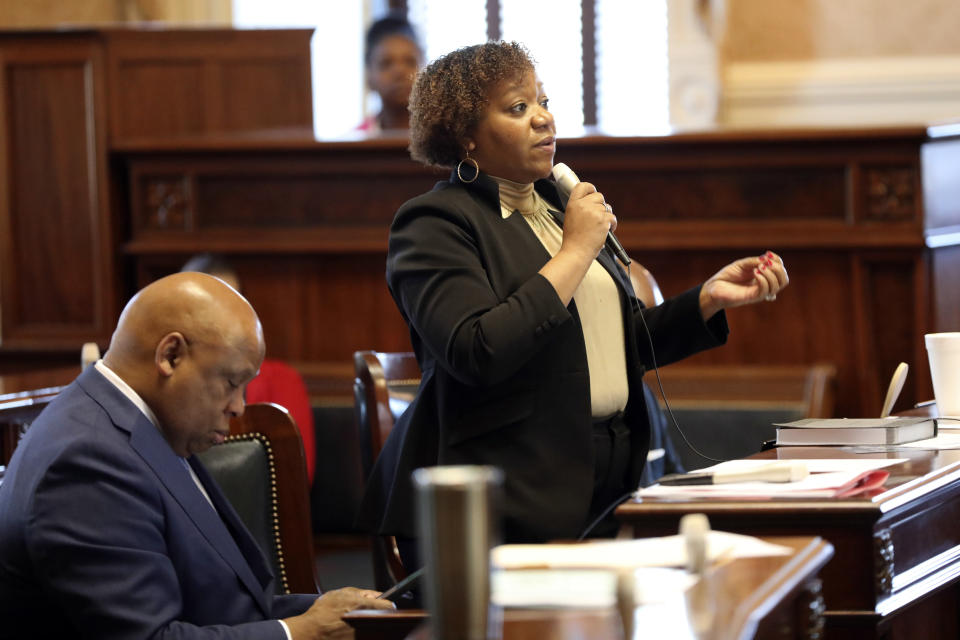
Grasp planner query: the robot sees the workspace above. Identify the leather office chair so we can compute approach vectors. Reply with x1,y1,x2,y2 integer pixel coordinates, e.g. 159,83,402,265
353,350,420,590
0,386,65,466
198,402,318,594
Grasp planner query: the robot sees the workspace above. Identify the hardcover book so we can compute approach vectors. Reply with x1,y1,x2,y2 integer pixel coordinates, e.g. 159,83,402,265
774,417,936,446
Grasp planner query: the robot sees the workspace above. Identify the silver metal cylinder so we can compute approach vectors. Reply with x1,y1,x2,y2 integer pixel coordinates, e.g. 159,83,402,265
413,465,503,640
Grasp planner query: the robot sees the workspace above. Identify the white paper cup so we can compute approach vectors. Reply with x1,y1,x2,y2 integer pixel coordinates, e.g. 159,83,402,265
925,332,960,417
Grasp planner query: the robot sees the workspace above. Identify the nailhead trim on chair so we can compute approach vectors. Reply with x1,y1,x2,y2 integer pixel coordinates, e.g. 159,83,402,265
387,378,421,387
223,432,288,593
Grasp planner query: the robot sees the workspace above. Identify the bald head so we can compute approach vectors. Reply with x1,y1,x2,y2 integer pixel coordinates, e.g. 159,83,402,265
104,272,265,456
108,273,260,365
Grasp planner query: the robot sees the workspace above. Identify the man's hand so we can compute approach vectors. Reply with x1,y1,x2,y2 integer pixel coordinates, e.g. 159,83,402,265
284,587,395,640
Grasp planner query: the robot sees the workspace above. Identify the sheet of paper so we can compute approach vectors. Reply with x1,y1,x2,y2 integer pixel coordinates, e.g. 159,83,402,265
690,458,906,474
637,467,891,499
491,569,618,608
491,530,791,571
491,567,698,609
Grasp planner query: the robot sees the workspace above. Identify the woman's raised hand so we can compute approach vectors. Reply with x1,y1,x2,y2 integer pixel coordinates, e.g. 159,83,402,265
698,251,789,320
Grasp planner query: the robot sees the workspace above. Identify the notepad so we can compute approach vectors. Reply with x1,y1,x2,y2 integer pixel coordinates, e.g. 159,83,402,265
774,417,936,446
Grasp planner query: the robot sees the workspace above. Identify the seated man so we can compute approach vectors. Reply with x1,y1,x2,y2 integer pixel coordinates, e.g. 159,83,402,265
0,273,393,638
181,253,317,486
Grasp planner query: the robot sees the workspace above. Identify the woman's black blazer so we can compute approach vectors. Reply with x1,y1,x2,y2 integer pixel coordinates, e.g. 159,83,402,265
359,170,728,542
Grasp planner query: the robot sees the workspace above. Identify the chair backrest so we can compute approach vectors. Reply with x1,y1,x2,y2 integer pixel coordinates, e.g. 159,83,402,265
649,363,838,469
198,402,318,595
353,350,421,590
353,351,421,478
0,386,65,465
629,263,664,308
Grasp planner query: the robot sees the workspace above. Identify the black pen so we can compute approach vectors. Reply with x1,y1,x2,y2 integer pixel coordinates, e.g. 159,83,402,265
377,567,425,602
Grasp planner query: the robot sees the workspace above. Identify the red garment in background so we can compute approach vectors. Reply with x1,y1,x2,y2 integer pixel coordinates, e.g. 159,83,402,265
244,359,316,485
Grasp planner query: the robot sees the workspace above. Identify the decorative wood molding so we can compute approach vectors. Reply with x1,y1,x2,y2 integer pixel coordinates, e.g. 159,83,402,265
143,176,192,231
796,578,826,640
863,166,918,222
874,528,895,597
723,56,960,127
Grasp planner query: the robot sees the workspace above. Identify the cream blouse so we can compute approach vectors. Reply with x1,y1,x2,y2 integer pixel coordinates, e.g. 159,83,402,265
492,176,629,418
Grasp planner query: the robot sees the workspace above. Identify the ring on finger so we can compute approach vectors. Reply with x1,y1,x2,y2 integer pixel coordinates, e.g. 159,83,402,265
604,203,612,213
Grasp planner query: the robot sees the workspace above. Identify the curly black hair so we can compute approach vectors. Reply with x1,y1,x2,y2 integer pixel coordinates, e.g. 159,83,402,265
408,41,535,168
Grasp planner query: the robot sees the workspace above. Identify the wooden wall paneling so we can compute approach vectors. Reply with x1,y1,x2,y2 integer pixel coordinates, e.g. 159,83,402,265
113,127,955,417
123,146,441,253
0,34,116,350
641,248,865,416
218,58,312,131
103,29,314,142
113,58,207,138
133,253,412,401
853,251,927,417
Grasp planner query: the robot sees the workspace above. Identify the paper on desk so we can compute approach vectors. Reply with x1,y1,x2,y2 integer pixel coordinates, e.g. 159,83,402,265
491,530,790,571
638,466,891,499
692,458,906,474
491,567,696,609
492,569,619,608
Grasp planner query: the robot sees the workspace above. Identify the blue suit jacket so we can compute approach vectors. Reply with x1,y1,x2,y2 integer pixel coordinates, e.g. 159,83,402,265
0,367,316,639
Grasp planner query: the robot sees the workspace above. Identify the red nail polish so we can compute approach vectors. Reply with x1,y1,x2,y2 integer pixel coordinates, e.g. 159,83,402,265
765,251,774,258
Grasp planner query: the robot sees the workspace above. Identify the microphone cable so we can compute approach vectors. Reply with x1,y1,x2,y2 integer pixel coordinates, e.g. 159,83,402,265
624,262,728,466
545,208,726,472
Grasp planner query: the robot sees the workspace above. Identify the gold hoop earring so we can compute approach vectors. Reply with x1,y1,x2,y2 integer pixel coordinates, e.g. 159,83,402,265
457,153,479,184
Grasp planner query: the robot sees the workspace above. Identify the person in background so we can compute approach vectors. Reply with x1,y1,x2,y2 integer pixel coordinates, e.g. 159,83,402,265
357,13,424,133
181,254,317,486
358,41,789,569
0,273,393,638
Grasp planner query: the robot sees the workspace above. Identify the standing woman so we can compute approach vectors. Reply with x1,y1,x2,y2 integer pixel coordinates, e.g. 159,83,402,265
359,42,788,565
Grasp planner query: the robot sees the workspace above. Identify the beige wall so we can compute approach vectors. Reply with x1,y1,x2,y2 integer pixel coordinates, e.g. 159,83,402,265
0,0,231,28
723,0,960,62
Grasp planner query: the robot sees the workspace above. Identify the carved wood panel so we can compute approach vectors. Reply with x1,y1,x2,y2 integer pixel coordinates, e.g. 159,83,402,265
0,36,116,348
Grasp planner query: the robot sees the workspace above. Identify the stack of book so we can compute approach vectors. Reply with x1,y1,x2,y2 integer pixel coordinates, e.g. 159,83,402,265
774,417,936,446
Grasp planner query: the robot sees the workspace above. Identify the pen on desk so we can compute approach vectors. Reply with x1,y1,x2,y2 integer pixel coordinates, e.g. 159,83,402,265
377,567,425,602
658,461,808,486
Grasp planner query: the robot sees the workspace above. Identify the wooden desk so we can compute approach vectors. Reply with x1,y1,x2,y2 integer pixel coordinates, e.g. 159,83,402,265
344,536,833,640
617,448,960,639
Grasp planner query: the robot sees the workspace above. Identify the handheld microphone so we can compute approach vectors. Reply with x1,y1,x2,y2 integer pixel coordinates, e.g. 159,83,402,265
551,163,631,265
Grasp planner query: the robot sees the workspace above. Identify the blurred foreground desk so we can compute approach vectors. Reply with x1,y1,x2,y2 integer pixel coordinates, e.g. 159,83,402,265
618,448,960,639
344,536,832,640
